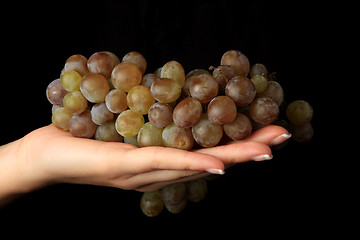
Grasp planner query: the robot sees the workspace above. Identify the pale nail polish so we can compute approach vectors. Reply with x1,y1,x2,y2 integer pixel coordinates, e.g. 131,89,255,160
252,154,273,161
206,169,225,175
270,133,292,146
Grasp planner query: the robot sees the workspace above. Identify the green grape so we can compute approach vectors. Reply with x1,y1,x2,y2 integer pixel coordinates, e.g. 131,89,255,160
115,109,144,137
61,70,82,92
63,90,88,115
140,191,164,217
249,63,268,78
127,85,155,115
160,60,186,87
286,100,313,126
161,182,187,206
162,122,194,150
251,74,268,93
111,62,142,92
52,107,73,130
137,122,164,147
95,120,124,142
80,73,110,103
150,78,182,103
186,178,207,202
165,197,187,214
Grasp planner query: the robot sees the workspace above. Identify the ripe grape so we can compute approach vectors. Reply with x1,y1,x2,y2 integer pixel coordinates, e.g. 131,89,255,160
91,102,114,125
140,191,164,217
122,51,147,75
211,65,237,90
61,70,82,92
249,63,268,77
223,113,252,141
80,73,110,103
249,97,279,125
124,135,138,147
251,74,268,93
127,85,155,115
186,178,207,202
220,50,250,77
286,100,313,126
165,197,187,214
63,90,88,115
105,89,128,114
141,73,159,88
162,122,194,150
160,182,187,206
87,52,116,78
95,120,124,142
207,96,237,125
185,68,210,79
52,107,73,130
173,97,202,128
150,78,182,103
257,81,284,106
69,110,97,138
148,102,173,128
63,54,89,77
225,76,256,107
115,109,144,137
137,122,164,147
160,60,186,87
111,62,142,92
192,114,223,147
189,74,219,103
46,78,67,105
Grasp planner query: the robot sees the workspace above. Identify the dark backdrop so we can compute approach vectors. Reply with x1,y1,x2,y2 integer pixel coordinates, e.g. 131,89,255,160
1,0,323,234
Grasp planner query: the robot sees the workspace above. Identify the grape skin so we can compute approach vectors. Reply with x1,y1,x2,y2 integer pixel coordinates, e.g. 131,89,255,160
257,81,284,106
63,90,88,115
69,110,97,138
207,96,237,125
162,122,194,150
63,54,89,77
122,51,147,75
189,74,219,103
127,85,155,115
140,191,164,217
192,114,223,147
286,100,313,126
137,122,164,147
95,120,124,142
223,113,252,141
91,103,114,126
148,102,173,128
220,50,250,77
80,73,110,103
115,109,144,137
173,97,203,128
225,76,256,107
61,70,82,92
111,62,142,92
249,97,279,125
150,78,182,103
87,52,115,78
46,78,67,106
160,60,186,88
105,89,128,114
160,182,187,206
52,107,73,130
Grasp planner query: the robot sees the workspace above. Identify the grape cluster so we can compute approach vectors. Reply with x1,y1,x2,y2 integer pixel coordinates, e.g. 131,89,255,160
46,49,314,216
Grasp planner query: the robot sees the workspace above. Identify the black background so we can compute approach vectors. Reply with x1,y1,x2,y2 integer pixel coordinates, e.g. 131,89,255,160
1,0,325,234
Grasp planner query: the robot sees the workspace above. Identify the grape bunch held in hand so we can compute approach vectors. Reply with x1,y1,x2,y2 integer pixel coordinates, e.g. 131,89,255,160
46,49,314,216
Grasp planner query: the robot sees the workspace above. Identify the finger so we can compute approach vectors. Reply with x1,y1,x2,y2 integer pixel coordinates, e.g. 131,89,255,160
122,146,225,174
194,141,272,166
243,125,291,146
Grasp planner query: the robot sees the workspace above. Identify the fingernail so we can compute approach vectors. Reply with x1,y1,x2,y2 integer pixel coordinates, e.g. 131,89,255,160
252,154,273,161
270,133,292,146
206,169,225,175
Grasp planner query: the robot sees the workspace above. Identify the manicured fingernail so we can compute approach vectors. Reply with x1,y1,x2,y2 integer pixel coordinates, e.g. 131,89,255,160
206,169,225,175
252,154,273,161
270,133,292,146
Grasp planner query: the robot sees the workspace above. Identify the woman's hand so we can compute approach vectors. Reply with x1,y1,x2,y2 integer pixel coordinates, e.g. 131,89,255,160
0,124,290,199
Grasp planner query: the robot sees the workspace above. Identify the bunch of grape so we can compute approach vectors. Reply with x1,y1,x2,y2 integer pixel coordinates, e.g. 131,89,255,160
46,49,313,216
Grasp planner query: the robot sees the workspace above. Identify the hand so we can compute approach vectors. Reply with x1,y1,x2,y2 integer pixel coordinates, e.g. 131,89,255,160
1,124,290,197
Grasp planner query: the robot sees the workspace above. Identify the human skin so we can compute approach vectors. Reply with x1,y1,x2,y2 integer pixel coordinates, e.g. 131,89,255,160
0,124,290,206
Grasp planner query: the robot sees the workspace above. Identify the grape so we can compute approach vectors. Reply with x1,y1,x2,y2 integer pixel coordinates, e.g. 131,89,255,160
225,76,256,107
207,96,237,125
223,113,252,141
52,107,73,130
140,191,164,217
95,120,124,142
63,90,88,115
115,109,144,137
211,65,237,90
186,178,207,202
249,63,268,78
162,122,194,150
148,102,173,128
102,51,121,66
165,197,187,214
289,122,314,143
87,52,116,78
46,78,67,105
91,102,114,125
249,97,279,125
80,73,110,103
127,85,155,115
160,60,186,87
69,110,97,138
111,62,142,92
137,122,164,147
154,67,162,77
173,97,202,128
124,135,138,147
160,182,187,206
286,100,313,126
192,114,223,147
150,78,182,103
122,51,147,75
220,50,250,77
257,81,284,106
61,70,82,92
141,73,159,88
63,54,89,77
251,74,268,93
186,68,210,79
105,89,127,114
189,74,219,103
